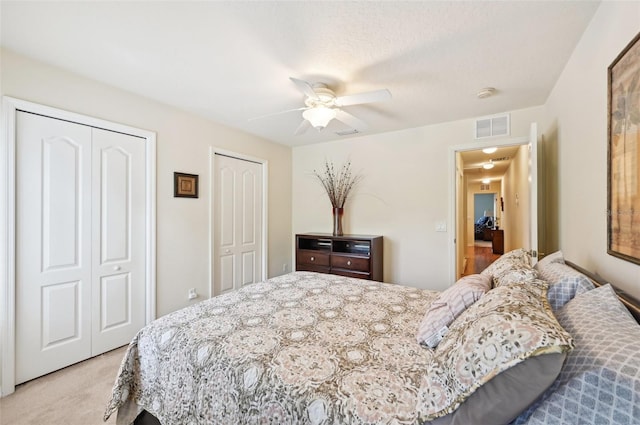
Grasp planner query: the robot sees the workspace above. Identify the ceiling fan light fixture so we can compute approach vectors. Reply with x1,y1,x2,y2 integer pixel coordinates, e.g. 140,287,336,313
483,160,494,170
303,107,337,129
482,147,497,154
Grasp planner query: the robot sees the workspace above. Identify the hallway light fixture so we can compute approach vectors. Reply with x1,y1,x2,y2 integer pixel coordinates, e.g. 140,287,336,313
482,147,497,154
482,160,494,170
482,178,491,184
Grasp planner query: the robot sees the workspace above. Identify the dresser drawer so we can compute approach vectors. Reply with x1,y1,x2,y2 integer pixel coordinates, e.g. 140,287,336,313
296,263,330,274
331,254,370,273
297,250,330,267
332,269,370,280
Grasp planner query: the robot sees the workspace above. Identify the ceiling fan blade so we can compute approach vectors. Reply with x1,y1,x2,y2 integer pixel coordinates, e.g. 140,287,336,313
294,119,311,135
335,89,392,106
290,77,320,100
248,107,308,121
335,110,368,131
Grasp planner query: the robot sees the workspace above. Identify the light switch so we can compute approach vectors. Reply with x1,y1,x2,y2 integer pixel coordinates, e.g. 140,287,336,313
435,221,447,232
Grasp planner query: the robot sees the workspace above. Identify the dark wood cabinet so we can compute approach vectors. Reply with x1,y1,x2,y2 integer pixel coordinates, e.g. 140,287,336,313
491,229,504,254
296,233,383,281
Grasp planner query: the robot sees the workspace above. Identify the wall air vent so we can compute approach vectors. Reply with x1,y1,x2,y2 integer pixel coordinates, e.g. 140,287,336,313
475,113,510,139
335,129,359,136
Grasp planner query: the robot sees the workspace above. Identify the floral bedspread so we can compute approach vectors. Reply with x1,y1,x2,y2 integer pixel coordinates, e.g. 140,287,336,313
104,272,438,425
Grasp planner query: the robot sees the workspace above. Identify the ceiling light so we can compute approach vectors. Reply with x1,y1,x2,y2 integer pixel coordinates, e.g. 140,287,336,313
482,147,497,154
477,87,496,99
303,107,337,129
483,161,494,170
482,178,491,184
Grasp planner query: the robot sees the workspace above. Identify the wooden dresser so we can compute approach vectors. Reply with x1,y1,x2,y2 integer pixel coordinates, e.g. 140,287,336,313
295,233,383,281
491,229,504,254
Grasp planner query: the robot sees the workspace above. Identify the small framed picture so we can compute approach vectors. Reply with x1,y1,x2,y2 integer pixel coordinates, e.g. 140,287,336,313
174,172,198,198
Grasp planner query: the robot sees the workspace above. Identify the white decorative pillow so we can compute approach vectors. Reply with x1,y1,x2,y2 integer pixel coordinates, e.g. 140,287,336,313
534,250,564,272
416,274,491,348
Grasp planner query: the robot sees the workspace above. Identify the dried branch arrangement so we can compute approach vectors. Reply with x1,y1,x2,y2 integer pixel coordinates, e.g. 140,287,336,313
313,159,362,208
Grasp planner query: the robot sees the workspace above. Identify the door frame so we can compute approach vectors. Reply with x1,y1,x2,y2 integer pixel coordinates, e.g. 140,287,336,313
448,134,529,283
209,148,268,297
1,97,157,396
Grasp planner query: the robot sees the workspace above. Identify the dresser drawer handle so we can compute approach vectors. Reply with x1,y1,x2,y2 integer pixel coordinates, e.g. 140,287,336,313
347,260,352,266
310,256,315,261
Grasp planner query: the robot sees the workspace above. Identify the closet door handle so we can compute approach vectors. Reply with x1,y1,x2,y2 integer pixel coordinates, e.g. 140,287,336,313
113,265,121,271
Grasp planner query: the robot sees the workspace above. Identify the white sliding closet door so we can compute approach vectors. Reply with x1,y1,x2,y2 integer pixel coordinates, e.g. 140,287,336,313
15,111,146,384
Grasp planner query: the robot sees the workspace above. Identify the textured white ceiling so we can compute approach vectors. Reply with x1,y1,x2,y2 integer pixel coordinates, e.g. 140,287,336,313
1,1,599,146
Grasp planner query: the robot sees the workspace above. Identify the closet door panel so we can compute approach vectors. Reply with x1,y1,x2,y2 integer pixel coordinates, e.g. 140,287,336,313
91,128,146,355
15,112,93,384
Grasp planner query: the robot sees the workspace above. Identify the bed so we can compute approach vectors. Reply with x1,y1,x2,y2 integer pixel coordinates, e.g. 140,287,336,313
104,250,640,425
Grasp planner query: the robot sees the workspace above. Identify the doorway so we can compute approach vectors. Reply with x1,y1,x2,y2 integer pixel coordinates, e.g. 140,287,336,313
449,123,539,281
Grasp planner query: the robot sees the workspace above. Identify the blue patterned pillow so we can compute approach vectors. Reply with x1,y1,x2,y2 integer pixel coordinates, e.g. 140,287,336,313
537,262,594,311
512,284,640,425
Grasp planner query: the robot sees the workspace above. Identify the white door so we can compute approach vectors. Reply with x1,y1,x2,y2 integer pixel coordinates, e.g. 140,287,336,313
16,112,93,383
91,128,146,354
214,154,263,295
15,112,146,384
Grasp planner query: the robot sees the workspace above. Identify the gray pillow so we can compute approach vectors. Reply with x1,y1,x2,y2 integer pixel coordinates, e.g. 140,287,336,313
534,250,564,271
426,352,566,425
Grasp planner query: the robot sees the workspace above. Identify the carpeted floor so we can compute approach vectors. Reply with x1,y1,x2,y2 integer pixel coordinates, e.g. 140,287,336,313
0,345,127,425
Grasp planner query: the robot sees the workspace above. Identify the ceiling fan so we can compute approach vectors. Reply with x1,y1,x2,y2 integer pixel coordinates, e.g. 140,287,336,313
251,77,392,135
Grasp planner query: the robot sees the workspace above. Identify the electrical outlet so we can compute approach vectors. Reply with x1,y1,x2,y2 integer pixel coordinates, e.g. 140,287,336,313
188,288,198,300
282,263,288,272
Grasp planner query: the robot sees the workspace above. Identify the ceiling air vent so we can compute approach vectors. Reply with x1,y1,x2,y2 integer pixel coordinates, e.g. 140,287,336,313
480,184,491,191
335,129,359,136
475,113,510,139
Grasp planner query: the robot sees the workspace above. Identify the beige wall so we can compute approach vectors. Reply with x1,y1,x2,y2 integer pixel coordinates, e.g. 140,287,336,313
542,1,640,298
1,48,293,317
292,106,544,291
501,145,530,252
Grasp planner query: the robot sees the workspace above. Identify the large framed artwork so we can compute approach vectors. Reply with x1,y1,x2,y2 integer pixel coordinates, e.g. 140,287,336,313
608,32,640,265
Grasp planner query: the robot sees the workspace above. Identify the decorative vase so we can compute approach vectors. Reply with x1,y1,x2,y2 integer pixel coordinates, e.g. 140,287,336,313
332,207,344,236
